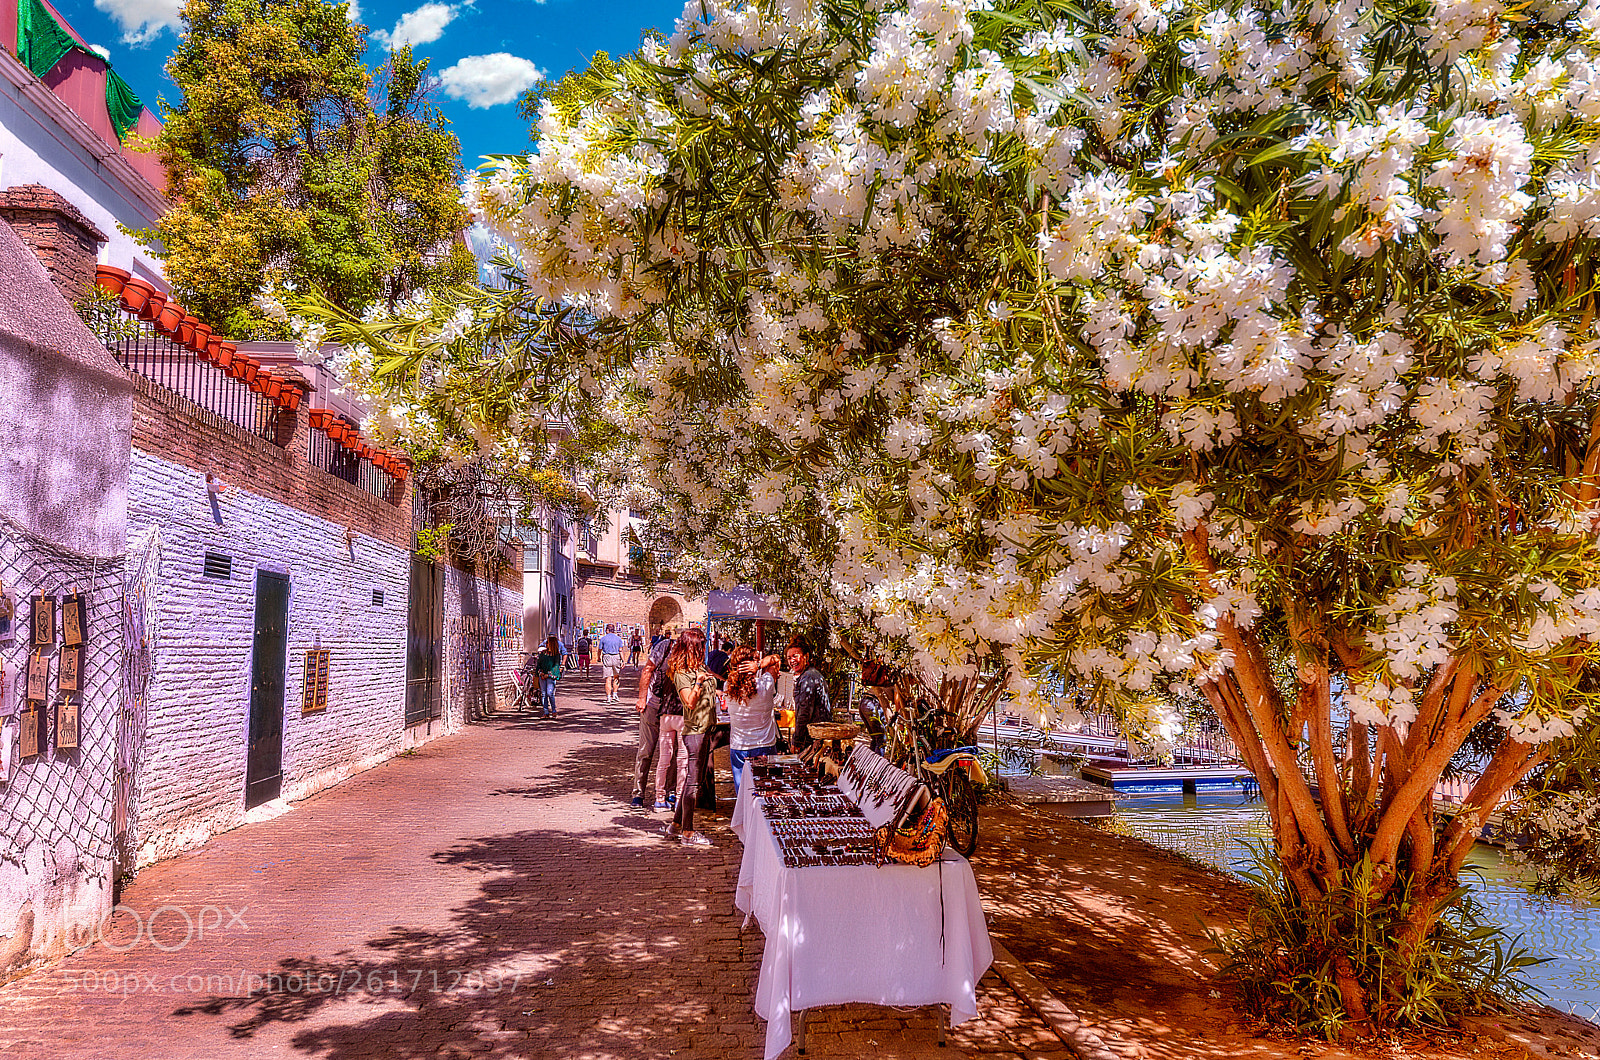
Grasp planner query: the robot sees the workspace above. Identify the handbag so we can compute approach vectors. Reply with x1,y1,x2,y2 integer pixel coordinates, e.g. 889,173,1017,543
873,792,948,867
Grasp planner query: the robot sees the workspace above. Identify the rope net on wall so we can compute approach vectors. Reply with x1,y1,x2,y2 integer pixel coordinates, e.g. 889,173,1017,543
0,518,126,887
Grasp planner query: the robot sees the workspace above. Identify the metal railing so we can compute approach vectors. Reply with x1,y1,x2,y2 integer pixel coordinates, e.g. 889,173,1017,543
84,302,279,442
308,426,395,500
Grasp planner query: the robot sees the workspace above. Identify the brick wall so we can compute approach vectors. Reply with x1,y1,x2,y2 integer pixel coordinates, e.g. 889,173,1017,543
130,375,412,552
0,185,107,304
574,567,704,636
127,451,414,867
439,561,523,730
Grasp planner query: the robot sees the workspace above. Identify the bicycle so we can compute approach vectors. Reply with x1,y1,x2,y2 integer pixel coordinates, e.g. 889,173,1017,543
509,665,539,713
918,747,983,858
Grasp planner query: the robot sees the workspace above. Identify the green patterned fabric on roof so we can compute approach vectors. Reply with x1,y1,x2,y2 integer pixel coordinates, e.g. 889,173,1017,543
105,69,142,141
16,0,76,79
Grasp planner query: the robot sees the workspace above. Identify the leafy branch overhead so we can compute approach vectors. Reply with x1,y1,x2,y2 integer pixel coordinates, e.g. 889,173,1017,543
295,0,1600,1031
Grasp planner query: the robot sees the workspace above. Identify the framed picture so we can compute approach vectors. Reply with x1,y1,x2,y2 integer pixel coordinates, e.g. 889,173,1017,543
20,705,40,759
55,697,79,751
62,593,85,647
27,652,48,701
31,595,54,647
0,589,14,646
58,645,80,693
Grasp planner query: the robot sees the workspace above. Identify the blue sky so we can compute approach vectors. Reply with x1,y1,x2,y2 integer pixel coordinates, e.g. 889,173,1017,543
51,0,684,168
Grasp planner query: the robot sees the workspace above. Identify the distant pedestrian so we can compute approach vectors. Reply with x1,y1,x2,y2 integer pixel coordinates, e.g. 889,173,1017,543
725,645,780,797
631,634,677,809
628,630,643,667
598,623,626,702
786,635,829,752
577,632,593,676
660,628,719,848
535,636,562,718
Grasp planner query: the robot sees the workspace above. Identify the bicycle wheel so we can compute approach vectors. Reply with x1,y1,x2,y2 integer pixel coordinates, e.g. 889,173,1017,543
941,769,979,858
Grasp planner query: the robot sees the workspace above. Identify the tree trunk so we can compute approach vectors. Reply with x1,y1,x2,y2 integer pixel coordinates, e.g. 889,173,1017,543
1183,527,1537,1028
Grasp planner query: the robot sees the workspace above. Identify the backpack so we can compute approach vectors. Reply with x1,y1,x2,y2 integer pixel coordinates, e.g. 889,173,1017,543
651,647,680,713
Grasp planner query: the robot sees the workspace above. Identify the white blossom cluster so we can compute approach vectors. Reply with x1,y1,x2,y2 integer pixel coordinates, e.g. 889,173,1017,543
331,0,1600,751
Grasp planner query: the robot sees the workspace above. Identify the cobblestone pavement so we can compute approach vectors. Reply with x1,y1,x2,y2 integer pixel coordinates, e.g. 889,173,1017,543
0,669,1069,1060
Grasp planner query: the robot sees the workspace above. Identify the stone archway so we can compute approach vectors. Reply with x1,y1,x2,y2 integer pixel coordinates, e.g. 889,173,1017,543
648,596,684,641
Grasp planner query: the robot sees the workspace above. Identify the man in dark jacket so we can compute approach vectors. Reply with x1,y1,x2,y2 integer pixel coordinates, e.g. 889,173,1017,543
706,639,733,683
631,635,677,808
785,635,829,753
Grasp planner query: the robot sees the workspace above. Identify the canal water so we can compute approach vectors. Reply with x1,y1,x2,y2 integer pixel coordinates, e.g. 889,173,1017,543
1092,793,1600,1021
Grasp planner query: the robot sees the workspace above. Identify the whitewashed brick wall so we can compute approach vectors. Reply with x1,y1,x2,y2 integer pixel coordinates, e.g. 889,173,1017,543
440,563,523,729
127,450,415,867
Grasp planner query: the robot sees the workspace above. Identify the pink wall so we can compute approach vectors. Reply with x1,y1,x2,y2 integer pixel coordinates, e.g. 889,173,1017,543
123,109,166,193
2,3,17,64
43,50,117,147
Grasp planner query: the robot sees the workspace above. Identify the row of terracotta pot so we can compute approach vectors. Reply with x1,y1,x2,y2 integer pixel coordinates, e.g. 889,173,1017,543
306,410,411,479
95,265,305,412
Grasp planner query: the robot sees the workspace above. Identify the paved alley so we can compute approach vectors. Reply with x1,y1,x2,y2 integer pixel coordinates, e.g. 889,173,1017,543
0,668,1067,1060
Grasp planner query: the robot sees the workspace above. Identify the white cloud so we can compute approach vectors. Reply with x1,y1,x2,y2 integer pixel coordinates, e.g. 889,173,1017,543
345,0,363,24
437,53,543,108
93,0,183,46
372,2,457,50
88,44,111,60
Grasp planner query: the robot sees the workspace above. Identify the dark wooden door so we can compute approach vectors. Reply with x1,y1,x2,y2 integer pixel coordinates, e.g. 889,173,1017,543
245,570,290,808
405,557,443,726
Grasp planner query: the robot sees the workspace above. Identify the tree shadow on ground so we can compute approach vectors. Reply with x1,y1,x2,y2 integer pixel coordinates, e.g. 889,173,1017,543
172,823,758,1059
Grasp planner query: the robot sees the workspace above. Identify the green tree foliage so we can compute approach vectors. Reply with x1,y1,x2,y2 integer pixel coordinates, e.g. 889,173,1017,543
144,0,471,337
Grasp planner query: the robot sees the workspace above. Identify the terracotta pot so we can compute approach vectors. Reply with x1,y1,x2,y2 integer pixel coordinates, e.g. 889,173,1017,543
213,342,235,369
217,342,239,370
155,301,185,333
175,315,198,346
95,265,131,296
119,276,156,314
308,409,332,431
262,378,283,400
137,290,167,323
240,359,259,385
327,421,347,442
279,388,302,412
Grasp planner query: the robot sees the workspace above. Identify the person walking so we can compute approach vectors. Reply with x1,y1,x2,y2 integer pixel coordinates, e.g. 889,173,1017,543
785,635,829,753
628,630,643,667
576,631,593,676
725,645,779,797
660,628,719,848
631,634,677,809
535,635,562,718
597,623,626,702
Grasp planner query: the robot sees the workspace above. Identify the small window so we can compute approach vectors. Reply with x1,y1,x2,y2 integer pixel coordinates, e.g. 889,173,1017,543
302,649,330,714
371,589,384,607
203,553,232,580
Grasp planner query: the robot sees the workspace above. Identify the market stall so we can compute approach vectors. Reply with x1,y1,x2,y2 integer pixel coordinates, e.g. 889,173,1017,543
731,750,993,1059
705,586,787,656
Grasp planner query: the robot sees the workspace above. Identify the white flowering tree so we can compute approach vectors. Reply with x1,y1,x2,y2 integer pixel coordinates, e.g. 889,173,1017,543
294,0,1600,1030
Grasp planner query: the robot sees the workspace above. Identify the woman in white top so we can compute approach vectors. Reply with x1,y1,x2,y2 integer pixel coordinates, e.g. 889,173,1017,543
724,644,780,796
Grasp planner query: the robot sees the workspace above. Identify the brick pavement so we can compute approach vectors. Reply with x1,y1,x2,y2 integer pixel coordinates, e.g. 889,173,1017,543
0,668,1068,1060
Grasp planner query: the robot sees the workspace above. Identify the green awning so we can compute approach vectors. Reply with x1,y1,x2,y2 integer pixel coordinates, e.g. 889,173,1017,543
16,0,75,80
105,68,143,141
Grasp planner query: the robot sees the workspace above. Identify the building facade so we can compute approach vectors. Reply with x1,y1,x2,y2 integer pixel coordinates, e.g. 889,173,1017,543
572,507,704,644
0,9,522,979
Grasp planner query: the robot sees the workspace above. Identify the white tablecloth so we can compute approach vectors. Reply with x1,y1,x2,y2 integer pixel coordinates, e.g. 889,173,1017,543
733,766,994,1060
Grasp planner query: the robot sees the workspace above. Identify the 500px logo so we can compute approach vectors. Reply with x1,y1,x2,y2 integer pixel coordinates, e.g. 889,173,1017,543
68,905,249,953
